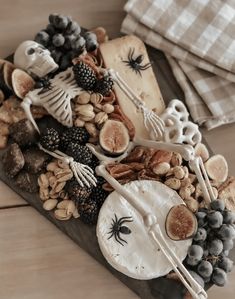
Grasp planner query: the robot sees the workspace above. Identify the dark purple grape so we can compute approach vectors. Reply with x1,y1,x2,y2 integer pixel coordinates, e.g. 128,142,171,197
210,199,225,212
208,239,223,256
194,227,207,242
218,224,235,240
52,33,65,47
207,211,223,228
197,260,213,278
223,210,235,224
218,256,233,273
212,268,227,287
35,31,50,46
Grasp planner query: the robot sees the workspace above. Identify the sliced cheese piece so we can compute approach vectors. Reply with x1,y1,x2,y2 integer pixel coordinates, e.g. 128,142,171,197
100,35,165,139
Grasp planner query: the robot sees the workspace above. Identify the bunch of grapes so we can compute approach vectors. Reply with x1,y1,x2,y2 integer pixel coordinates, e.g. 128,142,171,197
184,199,235,288
34,14,98,70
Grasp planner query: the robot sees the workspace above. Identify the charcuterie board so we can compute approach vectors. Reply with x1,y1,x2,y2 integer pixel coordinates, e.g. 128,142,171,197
0,29,234,299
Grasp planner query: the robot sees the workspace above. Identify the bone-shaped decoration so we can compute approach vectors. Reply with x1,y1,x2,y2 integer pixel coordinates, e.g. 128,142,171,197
22,67,82,132
160,100,202,146
38,144,97,188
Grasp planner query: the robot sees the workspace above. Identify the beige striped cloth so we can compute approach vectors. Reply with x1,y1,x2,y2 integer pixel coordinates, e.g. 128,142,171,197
121,0,235,129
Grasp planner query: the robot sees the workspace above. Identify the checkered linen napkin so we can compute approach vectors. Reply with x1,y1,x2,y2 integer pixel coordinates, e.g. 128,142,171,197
121,0,235,129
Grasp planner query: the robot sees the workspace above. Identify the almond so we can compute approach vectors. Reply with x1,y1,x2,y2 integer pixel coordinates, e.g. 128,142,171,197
43,199,58,211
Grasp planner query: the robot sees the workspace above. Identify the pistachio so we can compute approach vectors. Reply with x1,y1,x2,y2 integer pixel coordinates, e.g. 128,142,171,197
102,103,114,114
173,166,185,180
38,173,49,188
53,181,66,193
90,92,103,106
79,111,96,122
171,152,183,167
73,208,80,218
49,176,57,188
74,118,85,127
165,178,181,190
46,171,54,180
75,91,91,104
75,103,93,114
179,186,192,200
39,188,49,201
57,199,71,209
183,166,189,178
43,199,58,211
184,197,199,213
66,200,76,215
47,161,58,172
54,209,71,221
153,162,170,175
85,122,98,137
95,111,108,125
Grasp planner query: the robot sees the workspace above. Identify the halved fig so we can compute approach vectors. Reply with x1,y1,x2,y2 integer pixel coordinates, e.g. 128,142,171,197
12,69,35,99
205,154,228,183
3,60,15,89
165,204,197,241
99,119,130,155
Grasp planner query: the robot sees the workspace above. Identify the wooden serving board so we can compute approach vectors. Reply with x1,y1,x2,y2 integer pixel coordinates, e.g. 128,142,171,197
0,45,233,299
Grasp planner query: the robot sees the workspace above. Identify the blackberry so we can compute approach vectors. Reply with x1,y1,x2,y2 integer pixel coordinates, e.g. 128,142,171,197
60,127,90,151
90,186,109,208
73,62,97,91
89,156,100,171
66,179,92,204
40,128,60,151
66,143,93,165
94,76,113,96
79,199,99,225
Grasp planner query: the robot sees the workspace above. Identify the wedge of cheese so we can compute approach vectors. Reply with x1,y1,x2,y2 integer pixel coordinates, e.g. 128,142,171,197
99,35,165,139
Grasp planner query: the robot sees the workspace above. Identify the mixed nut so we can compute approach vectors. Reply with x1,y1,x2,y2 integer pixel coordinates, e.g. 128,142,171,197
38,159,79,220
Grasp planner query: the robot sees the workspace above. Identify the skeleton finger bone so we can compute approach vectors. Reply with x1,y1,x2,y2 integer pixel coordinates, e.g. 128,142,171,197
108,68,165,139
38,145,97,188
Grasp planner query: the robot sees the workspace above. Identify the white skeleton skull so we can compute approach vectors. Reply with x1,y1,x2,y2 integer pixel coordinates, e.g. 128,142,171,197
14,40,58,78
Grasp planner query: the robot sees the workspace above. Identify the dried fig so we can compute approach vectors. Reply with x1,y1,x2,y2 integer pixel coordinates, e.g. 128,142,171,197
99,120,130,155
205,154,228,183
12,69,35,99
165,204,197,241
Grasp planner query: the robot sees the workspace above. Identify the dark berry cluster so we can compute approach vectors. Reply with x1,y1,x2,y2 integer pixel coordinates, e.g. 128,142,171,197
34,14,98,70
184,199,235,288
39,126,89,152
73,62,113,95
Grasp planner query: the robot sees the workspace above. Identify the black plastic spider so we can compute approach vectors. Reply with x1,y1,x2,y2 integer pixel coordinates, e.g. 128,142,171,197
36,77,52,94
107,214,133,246
122,47,151,76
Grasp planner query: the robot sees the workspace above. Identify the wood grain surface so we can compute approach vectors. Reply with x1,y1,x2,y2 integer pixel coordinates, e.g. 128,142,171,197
0,1,234,298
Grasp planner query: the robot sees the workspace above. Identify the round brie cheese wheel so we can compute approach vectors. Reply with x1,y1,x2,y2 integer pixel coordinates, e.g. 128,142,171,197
96,180,192,280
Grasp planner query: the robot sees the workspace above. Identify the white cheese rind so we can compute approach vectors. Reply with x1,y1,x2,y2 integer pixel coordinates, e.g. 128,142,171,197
97,180,192,280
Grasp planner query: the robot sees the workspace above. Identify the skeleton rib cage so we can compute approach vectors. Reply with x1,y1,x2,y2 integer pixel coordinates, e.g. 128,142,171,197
22,67,82,132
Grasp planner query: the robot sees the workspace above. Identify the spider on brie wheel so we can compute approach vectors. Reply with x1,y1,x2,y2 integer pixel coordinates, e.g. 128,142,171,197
107,214,133,246
122,48,151,76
